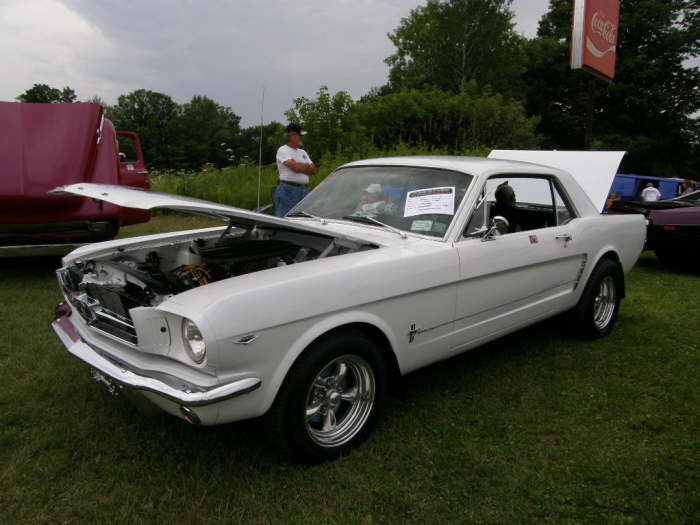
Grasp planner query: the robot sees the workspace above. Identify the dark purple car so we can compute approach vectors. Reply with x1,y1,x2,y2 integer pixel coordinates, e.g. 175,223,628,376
609,190,700,265
647,205,700,264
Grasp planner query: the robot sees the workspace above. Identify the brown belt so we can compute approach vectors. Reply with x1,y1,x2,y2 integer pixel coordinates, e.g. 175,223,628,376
279,180,308,189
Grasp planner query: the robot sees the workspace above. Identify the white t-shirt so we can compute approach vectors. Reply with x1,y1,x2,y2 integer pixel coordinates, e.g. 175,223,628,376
276,145,312,185
641,186,661,202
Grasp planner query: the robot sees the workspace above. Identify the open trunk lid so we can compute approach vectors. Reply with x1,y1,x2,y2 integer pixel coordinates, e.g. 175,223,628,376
489,150,626,212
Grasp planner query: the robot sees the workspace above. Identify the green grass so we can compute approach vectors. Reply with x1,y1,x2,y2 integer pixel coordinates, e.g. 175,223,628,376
1,215,698,524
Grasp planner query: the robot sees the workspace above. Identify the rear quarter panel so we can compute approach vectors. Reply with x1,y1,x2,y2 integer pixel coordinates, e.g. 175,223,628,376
575,213,646,282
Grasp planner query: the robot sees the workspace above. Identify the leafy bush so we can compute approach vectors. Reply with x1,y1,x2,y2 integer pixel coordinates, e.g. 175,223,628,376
285,84,540,162
352,85,540,151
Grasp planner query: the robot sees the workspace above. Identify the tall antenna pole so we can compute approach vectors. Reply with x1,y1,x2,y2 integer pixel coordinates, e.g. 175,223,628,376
256,87,265,210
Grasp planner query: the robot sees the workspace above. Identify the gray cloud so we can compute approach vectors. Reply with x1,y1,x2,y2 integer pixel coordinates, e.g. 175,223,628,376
1,0,550,125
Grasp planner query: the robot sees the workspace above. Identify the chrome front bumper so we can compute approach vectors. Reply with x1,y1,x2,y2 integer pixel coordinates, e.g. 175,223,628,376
52,304,261,408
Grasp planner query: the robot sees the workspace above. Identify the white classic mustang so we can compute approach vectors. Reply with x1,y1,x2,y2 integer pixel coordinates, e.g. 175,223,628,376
52,151,645,462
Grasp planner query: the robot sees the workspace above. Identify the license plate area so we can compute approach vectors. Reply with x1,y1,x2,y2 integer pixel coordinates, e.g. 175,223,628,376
90,368,122,396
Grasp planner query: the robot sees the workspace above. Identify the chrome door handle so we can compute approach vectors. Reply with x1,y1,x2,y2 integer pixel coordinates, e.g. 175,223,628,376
555,234,572,246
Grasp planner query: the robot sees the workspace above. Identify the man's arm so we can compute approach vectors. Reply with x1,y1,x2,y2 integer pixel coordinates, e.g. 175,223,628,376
283,159,317,175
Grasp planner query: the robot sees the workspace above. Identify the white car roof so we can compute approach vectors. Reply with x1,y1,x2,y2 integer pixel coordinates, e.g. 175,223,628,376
343,151,626,213
342,156,528,176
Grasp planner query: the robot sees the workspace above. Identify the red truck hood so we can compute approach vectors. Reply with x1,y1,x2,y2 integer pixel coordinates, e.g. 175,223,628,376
0,102,103,211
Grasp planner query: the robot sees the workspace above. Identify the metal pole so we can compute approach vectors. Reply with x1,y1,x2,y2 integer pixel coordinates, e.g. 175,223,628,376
257,88,265,210
584,78,595,150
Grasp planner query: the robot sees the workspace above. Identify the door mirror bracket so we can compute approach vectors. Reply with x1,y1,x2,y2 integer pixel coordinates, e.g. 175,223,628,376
481,216,509,242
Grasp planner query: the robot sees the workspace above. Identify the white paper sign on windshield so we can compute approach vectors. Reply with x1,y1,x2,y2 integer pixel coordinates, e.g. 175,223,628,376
404,187,455,217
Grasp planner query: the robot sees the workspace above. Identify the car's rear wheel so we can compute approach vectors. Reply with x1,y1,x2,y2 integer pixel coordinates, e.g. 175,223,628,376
569,258,622,339
265,329,387,463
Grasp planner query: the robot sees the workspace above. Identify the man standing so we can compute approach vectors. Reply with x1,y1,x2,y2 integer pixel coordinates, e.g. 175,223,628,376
640,182,662,202
274,123,316,217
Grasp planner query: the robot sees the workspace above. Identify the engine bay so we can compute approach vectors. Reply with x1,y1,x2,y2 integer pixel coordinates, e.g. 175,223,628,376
60,225,375,314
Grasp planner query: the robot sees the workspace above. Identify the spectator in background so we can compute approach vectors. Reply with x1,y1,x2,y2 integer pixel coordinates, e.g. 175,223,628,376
273,123,316,217
640,182,662,202
680,180,695,195
353,184,399,217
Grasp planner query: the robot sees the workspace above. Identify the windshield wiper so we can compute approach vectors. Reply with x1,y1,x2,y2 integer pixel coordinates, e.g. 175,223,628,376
286,211,327,224
341,215,407,239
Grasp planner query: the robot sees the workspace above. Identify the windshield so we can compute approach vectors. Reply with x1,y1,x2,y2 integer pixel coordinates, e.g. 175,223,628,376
289,166,473,238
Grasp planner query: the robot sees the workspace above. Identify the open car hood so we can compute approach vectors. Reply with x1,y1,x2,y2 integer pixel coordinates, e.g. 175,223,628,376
50,183,339,238
489,150,626,212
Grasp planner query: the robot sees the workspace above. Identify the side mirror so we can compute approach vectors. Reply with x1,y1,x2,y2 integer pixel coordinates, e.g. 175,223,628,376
119,152,126,162
481,216,509,241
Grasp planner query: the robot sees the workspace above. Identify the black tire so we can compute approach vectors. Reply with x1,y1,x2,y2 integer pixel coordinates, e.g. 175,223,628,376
264,329,388,463
569,258,623,339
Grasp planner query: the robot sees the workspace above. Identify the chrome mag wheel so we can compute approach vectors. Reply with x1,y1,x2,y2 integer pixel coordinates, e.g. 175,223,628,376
305,355,375,448
593,275,617,330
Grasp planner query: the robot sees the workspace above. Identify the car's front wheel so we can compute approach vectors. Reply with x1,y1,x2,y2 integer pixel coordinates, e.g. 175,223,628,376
265,329,387,463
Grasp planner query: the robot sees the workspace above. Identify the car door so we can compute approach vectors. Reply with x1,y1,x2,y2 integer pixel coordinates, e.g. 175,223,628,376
451,174,586,352
116,131,149,190
116,131,150,226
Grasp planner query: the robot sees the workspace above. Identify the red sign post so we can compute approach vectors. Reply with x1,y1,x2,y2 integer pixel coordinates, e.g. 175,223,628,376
570,0,621,148
571,0,620,81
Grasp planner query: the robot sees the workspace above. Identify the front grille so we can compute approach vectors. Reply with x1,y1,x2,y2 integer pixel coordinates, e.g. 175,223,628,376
57,268,138,346
90,308,138,345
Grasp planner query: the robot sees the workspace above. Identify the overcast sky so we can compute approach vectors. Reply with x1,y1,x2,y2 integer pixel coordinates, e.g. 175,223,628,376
0,0,550,125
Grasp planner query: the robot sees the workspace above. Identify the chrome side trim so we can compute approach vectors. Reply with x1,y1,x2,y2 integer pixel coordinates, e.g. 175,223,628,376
52,315,261,407
233,334,259,345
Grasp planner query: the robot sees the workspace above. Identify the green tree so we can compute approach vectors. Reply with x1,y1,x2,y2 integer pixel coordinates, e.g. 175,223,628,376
286,84,538,158
525,0,700,178
385,0,526,97
352,85,539,152
234,121,285,166
109,89,180,169
17,84,77,103
173,95,242,169
285,86,364,159
84,95,107,106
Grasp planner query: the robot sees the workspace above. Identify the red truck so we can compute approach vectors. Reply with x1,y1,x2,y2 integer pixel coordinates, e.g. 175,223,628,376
0,102,150,256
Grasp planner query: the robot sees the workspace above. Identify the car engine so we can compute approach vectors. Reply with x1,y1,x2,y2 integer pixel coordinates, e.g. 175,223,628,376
59,227,372,314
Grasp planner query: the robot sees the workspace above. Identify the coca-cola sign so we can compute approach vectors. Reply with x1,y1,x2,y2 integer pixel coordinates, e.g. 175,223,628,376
591,12,617,46
571,0,620,81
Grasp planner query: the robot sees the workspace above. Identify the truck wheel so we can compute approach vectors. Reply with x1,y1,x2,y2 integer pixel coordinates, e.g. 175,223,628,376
569,258,622,339
265,329,387,463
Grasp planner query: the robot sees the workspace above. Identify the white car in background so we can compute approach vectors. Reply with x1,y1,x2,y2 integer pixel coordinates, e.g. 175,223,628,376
51,151,645,462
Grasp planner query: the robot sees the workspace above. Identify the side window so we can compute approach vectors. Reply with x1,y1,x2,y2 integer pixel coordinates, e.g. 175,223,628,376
464,175,575,237
117,135,138,163
552,184,575,225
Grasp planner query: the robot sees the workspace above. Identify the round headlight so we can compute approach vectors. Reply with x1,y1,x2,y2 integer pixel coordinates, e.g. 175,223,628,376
182,318,206,364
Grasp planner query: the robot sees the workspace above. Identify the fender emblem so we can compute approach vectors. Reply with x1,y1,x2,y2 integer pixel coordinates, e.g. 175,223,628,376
408,324,431,343
409,324,418,343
